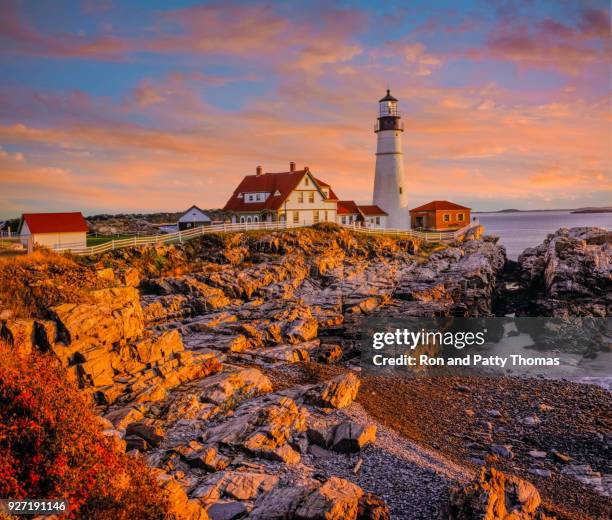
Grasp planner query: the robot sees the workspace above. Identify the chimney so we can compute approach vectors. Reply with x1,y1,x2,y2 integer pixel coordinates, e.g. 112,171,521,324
256,165,262,176
289,161,296,172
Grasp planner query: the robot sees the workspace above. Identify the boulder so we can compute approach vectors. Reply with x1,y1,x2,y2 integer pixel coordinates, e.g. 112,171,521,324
125,418,165,447
198,368,272,407
195,471,278,502
307,372,361,409
251,484,317,519
104,406,144,430
203,395,308,458
332,422,376,453
442,467,543,520
357,492,391,520
205,501,247,520
175,441,230,472
295,477,364,520
156,471,209,520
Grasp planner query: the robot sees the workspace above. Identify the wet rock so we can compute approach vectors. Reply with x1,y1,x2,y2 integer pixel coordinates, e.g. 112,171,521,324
442,467,543,520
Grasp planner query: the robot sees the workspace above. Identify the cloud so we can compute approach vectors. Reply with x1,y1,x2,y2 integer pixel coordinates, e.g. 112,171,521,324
473,6,610,73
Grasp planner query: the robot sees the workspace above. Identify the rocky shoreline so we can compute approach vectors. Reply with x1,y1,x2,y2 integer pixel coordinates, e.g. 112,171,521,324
1,225,610,519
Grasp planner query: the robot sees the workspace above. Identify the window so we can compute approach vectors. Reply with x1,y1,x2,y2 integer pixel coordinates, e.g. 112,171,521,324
349,215,353,223
341,216,346,224
293,211,299,223
298,192,304,203
246,216,252,223
313,210,319,223
240,216,245,223
256,193,262,201
308,192,314,203
305,177,309,186
443,213,450,222
254,216,259,222
399,187,403,194
458,213,464,222
375,216,380,225
324,211,328,221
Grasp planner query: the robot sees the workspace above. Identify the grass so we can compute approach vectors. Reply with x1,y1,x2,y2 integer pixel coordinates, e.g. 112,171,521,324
86,234,135,246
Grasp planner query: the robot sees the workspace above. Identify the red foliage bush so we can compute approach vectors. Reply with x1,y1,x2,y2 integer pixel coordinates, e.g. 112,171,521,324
0,342,169,519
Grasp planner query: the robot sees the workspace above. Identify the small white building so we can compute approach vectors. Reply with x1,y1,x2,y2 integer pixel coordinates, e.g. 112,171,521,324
20,212,88,250
223,163,338,225
358,205,388,228
337,201,363,226
178,205,212,231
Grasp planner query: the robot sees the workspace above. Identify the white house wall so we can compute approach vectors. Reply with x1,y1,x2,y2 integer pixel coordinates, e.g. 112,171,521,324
30,232,87,249
282,174,337,225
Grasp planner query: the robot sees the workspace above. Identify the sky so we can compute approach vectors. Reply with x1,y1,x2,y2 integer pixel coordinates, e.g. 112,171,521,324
0,0,610,218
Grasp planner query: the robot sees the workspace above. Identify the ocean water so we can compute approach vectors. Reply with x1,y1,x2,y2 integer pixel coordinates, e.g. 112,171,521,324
475,210,612,260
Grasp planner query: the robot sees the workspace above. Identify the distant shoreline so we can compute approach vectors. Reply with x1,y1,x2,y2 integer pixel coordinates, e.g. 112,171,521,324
475,207,612,214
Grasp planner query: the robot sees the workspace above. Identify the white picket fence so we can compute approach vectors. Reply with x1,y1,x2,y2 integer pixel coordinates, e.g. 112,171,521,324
51,219,481,256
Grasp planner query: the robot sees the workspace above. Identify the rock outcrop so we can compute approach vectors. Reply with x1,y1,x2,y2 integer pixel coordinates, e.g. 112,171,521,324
518,227,611,316
2,226,515,519
442,467,550,520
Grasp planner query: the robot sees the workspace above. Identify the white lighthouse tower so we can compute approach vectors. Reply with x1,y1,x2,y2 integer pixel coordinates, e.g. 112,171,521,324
373,89,409,229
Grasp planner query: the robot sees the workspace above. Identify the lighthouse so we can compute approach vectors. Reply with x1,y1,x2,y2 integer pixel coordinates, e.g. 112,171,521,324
373,89,409,229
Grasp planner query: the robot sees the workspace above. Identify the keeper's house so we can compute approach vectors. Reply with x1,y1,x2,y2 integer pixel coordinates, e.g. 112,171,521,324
409,200,471,231
178,205,212,231
223,163,338,225
19,212,88,249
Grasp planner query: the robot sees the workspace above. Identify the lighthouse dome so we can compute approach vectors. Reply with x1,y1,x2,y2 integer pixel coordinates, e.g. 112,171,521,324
379,89,398,102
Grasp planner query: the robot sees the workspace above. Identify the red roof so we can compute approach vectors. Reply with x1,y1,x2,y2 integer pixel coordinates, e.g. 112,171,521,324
21,212,88,234
223,169,337,212
358,205,388,216
337,200,360,215
410,200,470,212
